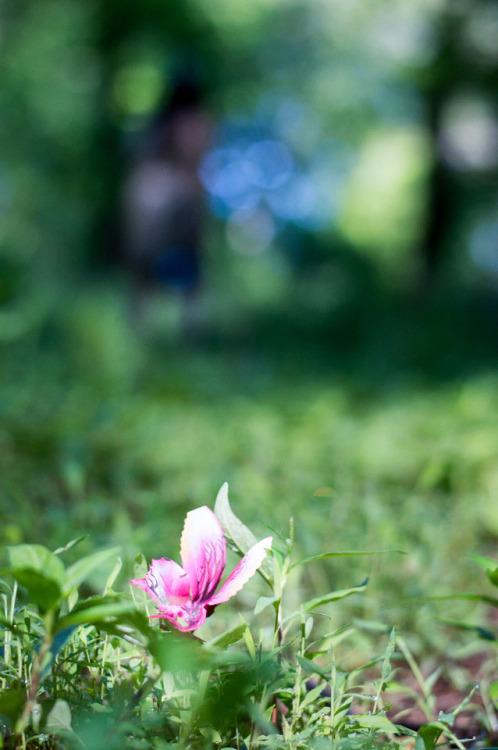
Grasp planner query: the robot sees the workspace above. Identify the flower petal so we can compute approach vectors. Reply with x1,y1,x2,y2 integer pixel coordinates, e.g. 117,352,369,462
151,604,207,632
130,557,191,607
180,506,226,602
207,536,272,607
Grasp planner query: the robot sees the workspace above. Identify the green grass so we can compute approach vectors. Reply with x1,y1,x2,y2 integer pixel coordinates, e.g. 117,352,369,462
1,280,497,747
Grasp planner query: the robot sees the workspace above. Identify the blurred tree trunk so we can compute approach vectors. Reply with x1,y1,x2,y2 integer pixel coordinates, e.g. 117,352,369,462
418,6,461,288
419,1,498,288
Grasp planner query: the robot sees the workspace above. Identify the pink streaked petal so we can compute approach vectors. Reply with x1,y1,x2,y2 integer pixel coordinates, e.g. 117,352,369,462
130,576,156,598
151,604,208,632
130,558,190,607
207,536,272,607
180,506,226,603
130,576,167,610
150,558,191,603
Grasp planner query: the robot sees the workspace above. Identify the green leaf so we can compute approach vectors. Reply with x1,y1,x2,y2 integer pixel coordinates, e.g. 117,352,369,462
104,556,122,594
214,483,273,584
199,727,222,744
63,547,121,595
297,654,331,681
428,593,498,607
204,622,248,649
489,681,498,705
438,685,478,724
0,688,25,727
352,713,401,734
416,722,444,750
148,630,207,673
134,552,148,579
45,700,72,735
303,579,368,611
7,544,66,585
290,549,405,571
53,537,86,555
301,684,326,708
381,628,396,682
243,626,256,659
472,555,498,586
0,611,19,630
55,598,137,630
254,595,278,615
5,570,61,612
438,617,495,641
4,544,67,611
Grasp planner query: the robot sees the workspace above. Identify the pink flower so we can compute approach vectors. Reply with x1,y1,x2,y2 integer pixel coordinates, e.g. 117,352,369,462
130,506,272,632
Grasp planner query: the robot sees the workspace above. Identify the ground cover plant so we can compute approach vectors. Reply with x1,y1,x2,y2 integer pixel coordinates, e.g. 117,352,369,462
1,485,496,750
3,0,498,744
1,282,498,749
1,298,498,638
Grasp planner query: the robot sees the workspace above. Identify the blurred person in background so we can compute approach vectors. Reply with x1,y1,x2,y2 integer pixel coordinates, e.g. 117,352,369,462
122,77,212,339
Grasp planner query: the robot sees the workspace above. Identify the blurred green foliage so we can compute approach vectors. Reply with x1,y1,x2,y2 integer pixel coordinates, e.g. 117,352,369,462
1,290,498,655
1,0,498,661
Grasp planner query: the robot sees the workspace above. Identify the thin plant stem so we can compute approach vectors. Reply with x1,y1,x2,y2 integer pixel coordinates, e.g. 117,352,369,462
396,635,434,722
329,643,337,738
15,609,55,738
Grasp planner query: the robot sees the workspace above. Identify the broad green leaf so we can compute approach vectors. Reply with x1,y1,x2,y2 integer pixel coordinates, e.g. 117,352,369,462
45,700,72,735
5,544,66,611
352,713,401,734
416,722,444,750
199,727,222,744
303,579,368,612
290,549,405,571
254,595,278,615
1,569,62,612
7,544,66,586
63,547,121,594
301,684,326,708
148,630,207,673
6,545,66,610
55,599,137,630
204,622,248,649
78,608,151,641
0,688,25,727
296,654,330,681
214,482,272,584
39,626,79,681
472,555,498,586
